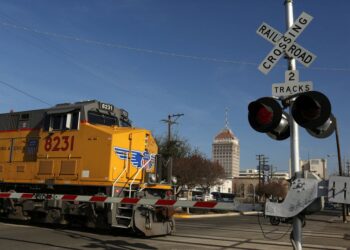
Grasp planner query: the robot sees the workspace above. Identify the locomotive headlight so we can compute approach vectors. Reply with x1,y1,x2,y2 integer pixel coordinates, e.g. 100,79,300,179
148,173,157,184
171,176,178,185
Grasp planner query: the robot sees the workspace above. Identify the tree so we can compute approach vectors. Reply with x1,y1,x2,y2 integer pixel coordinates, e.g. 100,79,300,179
256,180,289,201
155,134,192,159
172,152,225,195
197,159,225,195
155,134,192,189
156,134,225,195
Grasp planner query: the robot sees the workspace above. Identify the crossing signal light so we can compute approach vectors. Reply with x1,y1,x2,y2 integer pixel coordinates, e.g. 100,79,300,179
248,97,290,140
292,91,335,138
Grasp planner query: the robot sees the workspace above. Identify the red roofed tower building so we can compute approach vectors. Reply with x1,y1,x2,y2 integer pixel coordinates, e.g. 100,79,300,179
212,110,240,178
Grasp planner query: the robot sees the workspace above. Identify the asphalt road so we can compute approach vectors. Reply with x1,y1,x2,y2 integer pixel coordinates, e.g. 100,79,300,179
0,212,349,249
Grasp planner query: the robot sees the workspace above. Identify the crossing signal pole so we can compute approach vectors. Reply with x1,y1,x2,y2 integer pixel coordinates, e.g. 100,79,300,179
250,1,337,249
284,2,303,248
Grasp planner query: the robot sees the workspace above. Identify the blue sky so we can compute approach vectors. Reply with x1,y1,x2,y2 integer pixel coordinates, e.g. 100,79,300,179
0,0,349,174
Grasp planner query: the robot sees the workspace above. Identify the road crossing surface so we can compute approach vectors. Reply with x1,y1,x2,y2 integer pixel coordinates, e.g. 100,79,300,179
0,212,349,249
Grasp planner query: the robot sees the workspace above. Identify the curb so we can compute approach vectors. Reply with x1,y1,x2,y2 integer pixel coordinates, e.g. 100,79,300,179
174,212,241,219
240,211,263,215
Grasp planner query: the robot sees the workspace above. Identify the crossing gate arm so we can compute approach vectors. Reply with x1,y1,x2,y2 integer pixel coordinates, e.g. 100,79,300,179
9,174,350,217
0,192,262,212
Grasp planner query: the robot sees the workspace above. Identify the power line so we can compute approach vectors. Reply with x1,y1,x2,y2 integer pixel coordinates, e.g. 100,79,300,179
0,15,141,99
0,21,255,65
0,19,346,108
1,21,349,72
0,79,51,106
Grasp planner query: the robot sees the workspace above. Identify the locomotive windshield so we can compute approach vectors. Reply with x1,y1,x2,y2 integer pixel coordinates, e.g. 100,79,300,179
88,111,131,127
88,111,118,126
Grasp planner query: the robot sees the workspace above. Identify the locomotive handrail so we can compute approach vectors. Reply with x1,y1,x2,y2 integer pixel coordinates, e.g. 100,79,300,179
111,155,129,198
129,158,152,198
110,156,129,210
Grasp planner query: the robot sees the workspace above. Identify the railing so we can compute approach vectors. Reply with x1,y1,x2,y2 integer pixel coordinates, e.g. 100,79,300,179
111,158,129,197
110,154,129,209
129,158,152,198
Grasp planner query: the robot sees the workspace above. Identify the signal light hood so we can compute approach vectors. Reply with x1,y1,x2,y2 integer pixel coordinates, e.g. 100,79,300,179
292,91,335,138
292,91,331,129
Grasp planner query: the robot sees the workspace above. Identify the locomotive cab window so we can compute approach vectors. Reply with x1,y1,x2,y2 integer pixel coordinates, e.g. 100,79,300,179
88,111,119,126
44,110,80,131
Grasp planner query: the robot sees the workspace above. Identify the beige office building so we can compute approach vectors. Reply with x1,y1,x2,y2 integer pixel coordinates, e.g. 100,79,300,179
212,127,240,178
300,158,328,179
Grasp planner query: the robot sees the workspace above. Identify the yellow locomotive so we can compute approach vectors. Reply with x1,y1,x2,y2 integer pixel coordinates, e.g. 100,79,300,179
0,100,175,236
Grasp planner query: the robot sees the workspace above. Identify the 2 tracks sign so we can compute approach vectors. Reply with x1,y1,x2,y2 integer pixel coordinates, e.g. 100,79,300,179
272,70,313,97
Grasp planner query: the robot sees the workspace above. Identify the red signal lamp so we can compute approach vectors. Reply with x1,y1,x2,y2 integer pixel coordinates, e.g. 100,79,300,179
248,97,290,140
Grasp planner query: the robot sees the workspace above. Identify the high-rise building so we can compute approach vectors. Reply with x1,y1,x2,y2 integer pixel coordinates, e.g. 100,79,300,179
300,158,328,179
212,112,240,178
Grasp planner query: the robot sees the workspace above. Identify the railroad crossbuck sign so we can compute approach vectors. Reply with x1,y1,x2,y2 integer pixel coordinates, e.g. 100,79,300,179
257,12,316,74
272,70,313,97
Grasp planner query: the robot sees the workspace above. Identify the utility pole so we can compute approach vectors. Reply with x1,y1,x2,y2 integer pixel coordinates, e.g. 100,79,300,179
256,155,269,184
162,113,184,146
256,155,264,186
161,113,184,184
262,156,269,184
270,164,274,182
334,118,347,223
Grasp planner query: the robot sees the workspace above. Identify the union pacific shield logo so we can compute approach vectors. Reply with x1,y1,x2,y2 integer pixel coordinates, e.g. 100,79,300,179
114,147,155,169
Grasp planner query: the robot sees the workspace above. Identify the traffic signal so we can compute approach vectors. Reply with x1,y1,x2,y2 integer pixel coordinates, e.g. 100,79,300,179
248,97,290,140
292,91,335,138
